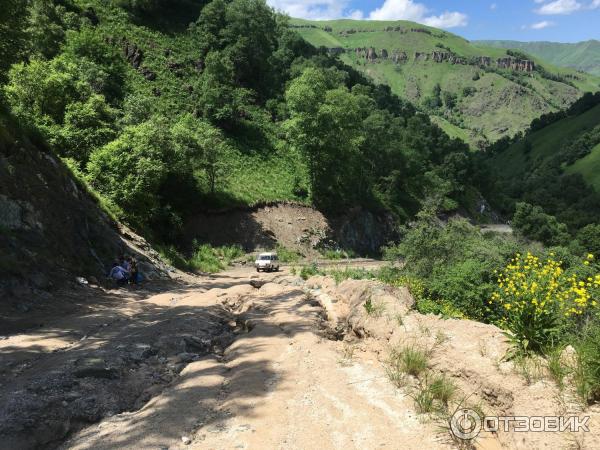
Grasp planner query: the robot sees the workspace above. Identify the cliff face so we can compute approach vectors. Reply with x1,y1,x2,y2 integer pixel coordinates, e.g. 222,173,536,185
333,46,536,73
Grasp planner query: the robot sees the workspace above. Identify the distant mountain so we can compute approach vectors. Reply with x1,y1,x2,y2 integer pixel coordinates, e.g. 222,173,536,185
292,19,600,148
476,40,600,77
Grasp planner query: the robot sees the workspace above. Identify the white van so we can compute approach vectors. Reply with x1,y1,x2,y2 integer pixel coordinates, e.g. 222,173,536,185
255,252,279,272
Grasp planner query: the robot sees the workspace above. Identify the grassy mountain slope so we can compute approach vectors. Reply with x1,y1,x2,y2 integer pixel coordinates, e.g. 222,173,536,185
483,96,600,229
493,103,600,178
566,142,600,191
476,40,600,77
291,18,600,148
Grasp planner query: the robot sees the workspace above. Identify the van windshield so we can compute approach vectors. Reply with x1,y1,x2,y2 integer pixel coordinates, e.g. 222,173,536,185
260,255,271,260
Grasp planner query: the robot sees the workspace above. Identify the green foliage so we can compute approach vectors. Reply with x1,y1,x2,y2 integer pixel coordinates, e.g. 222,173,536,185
577,225,600,258
387,206,518,320
299,263,321,280
573,323,600,404
512,202,569,247
86,119,180,228
275,245,302,263
171,113,230,194
492,252,599,354
189,243,244,273
389,345,429,378
0,0,29,81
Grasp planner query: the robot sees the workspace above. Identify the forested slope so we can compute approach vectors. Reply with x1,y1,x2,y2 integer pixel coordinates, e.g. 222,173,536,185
0,0,475,245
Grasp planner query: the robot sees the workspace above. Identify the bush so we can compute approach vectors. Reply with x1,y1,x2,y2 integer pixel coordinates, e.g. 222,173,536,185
512,202,570,247
387,208,518,320
188,243,244,273
299,263,320,280
276,245,302,263
491,252,599,353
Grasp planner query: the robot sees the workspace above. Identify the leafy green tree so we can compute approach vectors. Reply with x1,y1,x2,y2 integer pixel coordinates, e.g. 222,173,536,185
86,120,175,225
26,0,80,59
285,67,365,209
4,57,85,126
195,50,253,125
512,202,570,246
171,113,230,194
54,94,118,165
0,0,29,81
577,224,600,257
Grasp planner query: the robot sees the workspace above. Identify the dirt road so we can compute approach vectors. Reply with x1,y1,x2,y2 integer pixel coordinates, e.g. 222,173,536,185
3,262,599,449
58,267,448,450
3,263,442,450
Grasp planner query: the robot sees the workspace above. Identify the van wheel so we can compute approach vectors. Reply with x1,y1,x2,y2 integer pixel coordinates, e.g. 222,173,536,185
256,268,260,272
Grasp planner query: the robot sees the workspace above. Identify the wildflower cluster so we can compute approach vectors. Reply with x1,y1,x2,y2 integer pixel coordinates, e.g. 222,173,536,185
491,252,599,352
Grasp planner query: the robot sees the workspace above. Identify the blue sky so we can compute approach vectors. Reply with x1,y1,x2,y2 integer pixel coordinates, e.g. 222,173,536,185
267,0,600,42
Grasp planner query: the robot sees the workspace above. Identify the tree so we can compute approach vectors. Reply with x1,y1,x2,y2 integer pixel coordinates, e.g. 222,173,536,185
577,224,600,257
0,0,28,81
512,202,570,246
285,67,365,209
86,120,175,226
171,114,230,194
55,95,118,165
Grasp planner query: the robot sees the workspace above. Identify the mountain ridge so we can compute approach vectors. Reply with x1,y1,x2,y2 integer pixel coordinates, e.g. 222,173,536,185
291,18,600,148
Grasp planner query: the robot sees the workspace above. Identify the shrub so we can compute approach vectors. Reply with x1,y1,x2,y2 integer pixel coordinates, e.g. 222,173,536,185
491,252,599,353
512,202,570,247
299,263,320,280
276,245,302,263
188,243,244,273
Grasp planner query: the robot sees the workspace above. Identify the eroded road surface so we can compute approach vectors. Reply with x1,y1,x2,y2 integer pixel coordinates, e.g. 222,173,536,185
57,265,447,450
4,263,599,450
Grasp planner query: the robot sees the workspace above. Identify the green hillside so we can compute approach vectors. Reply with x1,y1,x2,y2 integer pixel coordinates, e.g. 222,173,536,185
476,40,600,77
483,94,600,229
291,18,600,148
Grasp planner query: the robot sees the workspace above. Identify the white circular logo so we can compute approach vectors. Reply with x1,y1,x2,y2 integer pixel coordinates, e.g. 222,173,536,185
450,408,482,440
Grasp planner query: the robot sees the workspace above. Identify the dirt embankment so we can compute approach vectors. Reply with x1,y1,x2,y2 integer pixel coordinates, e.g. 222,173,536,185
183,202,398,257
5,265,600,449
0,136,172,332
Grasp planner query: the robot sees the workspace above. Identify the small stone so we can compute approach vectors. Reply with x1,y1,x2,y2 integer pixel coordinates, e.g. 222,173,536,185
181,436,191,445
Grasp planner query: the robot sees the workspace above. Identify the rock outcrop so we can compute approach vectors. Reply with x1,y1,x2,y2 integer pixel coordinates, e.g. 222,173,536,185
122,41,143,69
497,57,536,72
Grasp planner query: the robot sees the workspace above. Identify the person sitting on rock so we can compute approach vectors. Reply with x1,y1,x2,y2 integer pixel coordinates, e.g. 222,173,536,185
108,262,129,285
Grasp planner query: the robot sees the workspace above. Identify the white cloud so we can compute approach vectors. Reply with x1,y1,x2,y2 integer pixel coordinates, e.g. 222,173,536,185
535,0,582,15
529,20,556,29
490,3,498,10
267,0,350,20
590,0,600,8
368,0,468,28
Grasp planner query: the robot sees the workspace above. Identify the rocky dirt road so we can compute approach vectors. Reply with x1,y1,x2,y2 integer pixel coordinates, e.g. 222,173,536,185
2,263,600,449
